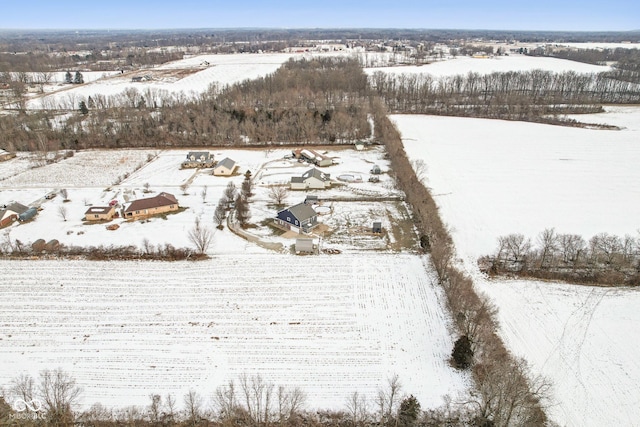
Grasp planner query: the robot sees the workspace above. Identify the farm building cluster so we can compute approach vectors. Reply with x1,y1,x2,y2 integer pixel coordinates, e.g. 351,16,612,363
0,144,406,254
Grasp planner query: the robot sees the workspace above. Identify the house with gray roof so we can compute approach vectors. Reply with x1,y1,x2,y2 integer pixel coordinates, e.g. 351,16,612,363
275,202,318,233
290,168,331,190
213,158,238,176
182,151,214,168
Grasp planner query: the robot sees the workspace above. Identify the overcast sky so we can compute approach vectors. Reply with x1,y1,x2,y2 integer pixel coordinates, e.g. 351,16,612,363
1,0,638,32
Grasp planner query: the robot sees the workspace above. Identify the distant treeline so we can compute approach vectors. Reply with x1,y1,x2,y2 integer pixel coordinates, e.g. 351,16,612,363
371,69,640,123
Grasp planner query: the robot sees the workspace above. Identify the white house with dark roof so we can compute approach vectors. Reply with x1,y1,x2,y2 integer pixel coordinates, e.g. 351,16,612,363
213,158,237,176
290,168,331,190
275,202,318,233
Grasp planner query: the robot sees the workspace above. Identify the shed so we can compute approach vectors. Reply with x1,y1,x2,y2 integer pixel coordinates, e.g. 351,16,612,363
295,238,315,254
304,195,319,205
18,207,38,222
372,221,382,234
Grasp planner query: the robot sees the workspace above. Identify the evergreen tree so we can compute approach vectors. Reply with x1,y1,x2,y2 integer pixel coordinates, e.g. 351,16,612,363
78,100,89,115
452,335,474,369
74,71,84,84
64,71,72,84
398,395,421,427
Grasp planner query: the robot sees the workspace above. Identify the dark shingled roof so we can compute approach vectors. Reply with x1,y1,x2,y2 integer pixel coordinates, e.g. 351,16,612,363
125,192,178,213
84,206,114,215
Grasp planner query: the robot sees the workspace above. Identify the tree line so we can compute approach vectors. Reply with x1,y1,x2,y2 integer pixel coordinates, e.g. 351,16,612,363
374,100,549,426
481,228,640,286
371,68,640,124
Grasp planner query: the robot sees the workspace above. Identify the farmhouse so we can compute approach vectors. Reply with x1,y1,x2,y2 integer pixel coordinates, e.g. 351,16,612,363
290,168,331,190
0,202,29,228
275,202,318,233
182,151,215,168
0,149,16,162
84,205,116,221
124,192,179,219
213,157,238,176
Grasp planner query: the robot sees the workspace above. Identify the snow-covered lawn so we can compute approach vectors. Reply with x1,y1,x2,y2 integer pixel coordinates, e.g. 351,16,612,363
393,108,640,426
0,254,470,410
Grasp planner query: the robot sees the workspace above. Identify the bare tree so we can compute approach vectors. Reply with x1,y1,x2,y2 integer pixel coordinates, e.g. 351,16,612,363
536,228,558,268
58,205,68,221
8,373,36,407
183,390,204,426
188,217,213,254
180,182,190,195
411,159,428,183
59,188,69,201
345,391,370,427
38,368,82,425
201,185,208,202
214,203,226,229
223,181,237,202
466,358,549,427
276,385,306,425
148,394,162,424
239,374,274,426
376,374,403,425
213,380,239,422
268,185,289,207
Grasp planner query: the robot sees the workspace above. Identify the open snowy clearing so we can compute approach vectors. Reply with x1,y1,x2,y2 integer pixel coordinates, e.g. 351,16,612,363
393,108,640,426
0,254,470,410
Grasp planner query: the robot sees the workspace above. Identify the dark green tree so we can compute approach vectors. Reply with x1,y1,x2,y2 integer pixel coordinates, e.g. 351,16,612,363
397,395,421,427
73,71,84,84
452,335,474,369
78,100,89,115
64,71,72,84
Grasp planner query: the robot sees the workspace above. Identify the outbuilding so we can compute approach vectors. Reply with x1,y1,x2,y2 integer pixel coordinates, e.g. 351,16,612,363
295,238,315,254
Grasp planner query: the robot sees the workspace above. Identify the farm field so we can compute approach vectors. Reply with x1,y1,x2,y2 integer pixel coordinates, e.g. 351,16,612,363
364,53,611,78
0,254,470,410
393,108,640,426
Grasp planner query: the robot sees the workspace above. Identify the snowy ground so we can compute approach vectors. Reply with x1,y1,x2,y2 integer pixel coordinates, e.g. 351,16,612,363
393,108,640,426
0,254,469,411
477,277,640,427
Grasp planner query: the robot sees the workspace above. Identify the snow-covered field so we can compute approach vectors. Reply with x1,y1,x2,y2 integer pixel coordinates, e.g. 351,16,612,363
25,53,297,109
393,108,640,262
364,54,610,78
0,254,469,410
393,108,640,426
